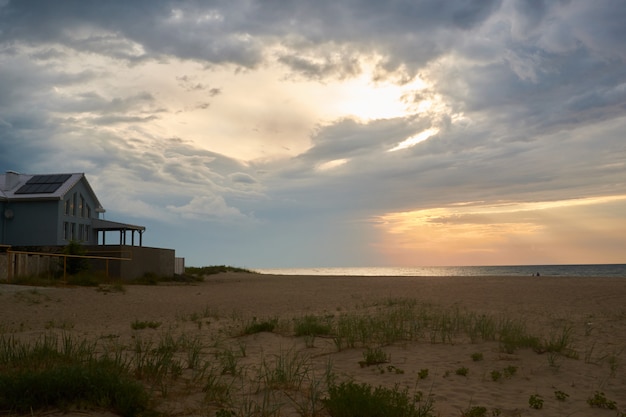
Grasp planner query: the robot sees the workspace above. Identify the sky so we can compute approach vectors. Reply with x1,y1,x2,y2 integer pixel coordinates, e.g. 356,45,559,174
1,0,625,268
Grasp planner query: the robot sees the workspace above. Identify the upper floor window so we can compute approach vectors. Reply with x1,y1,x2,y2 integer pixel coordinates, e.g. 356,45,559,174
79,194,85,217
86,204,91,219
64,199,71,216
72,193,77,216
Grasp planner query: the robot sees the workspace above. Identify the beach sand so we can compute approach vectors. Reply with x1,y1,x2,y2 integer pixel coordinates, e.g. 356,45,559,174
1,273,625,416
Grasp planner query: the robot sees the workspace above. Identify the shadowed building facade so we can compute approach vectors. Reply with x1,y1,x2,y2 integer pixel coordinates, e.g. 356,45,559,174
0,171,177,280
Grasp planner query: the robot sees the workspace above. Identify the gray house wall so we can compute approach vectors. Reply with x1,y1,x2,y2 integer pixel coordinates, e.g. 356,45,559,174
1,178,99,246
58,179,99,246
2,200,59,246
1,201,5,243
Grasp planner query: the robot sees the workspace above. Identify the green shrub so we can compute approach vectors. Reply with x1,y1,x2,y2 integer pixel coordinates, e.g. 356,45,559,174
185,265,255,276
587,391,617,409
62,240,90,276
455,367,469,376
323,381,435,417
528,394,544,409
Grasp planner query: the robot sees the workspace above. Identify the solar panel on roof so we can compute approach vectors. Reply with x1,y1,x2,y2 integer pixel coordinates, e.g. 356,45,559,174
14,174,72,194
25,174,71,185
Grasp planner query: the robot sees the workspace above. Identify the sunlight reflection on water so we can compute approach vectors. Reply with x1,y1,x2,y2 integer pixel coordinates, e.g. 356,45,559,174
255,264,626,277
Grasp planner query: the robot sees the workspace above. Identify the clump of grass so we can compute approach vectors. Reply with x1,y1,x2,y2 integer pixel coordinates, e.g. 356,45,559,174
294,315,333,337
540,326,578,358
360,347,390,367
215,347,243,376
257,348,311,390
455,367,469,377
0,334,149,416
554,390,569,401
471,352,483,362
461,405,488,417
491,365,516,382
244,317,278,334
418,368,429,379
498,318,540,354
323,381,435,417
131,320,161,330
502,365,517,377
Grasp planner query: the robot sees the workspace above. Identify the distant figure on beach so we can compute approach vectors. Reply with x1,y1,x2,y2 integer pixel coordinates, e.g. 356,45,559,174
535,272,540,277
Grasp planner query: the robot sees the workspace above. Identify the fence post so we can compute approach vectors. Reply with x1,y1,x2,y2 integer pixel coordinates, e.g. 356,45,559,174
7,250,13,283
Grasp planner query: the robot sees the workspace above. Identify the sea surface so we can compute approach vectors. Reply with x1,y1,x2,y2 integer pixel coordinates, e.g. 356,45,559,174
255,264,626,277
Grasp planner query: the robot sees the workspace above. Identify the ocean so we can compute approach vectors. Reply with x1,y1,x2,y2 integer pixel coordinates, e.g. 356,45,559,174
255,264,626,277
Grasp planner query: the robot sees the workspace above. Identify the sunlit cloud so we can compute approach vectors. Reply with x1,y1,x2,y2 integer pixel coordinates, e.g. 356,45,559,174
388,128,439,152
316,158,349,172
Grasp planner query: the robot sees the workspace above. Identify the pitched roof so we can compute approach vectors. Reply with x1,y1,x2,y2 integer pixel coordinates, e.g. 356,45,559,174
0,172,103,210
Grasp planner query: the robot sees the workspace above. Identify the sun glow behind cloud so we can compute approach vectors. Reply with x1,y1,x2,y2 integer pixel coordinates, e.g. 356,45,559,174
75,56,433,163
374,195,626,266
321,72,427,121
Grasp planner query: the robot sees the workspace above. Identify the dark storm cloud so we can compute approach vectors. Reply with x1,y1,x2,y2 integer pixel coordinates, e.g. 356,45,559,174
0,0,501,73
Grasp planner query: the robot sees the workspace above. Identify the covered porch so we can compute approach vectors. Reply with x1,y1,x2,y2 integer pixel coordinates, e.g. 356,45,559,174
91,218,146,246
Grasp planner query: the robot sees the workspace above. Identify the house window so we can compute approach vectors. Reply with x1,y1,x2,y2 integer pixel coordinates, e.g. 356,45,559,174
63,222,70,240
70,223,76,240
65,199,71,216
72,193,77,216
78,224,84,242
86,204,91,219
84,225,90,241
79,195,84,217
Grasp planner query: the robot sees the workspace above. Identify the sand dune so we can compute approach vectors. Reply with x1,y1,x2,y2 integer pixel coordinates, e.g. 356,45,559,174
1,273,625,416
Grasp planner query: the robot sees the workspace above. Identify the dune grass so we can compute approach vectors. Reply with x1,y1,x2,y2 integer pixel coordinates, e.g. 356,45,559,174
0,334,148,416
0,295,597,416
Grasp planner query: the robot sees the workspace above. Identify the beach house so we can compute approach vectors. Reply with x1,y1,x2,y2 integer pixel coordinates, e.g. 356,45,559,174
0,171,178,279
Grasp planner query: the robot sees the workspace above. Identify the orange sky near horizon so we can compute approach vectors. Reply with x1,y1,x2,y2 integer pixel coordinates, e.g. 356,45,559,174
374,195,626,266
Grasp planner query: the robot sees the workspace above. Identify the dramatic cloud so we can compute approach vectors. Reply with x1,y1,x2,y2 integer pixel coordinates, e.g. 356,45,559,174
1,0,625,267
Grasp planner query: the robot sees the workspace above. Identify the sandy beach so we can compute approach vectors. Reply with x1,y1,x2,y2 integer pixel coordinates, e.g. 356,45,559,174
1,273,625,416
